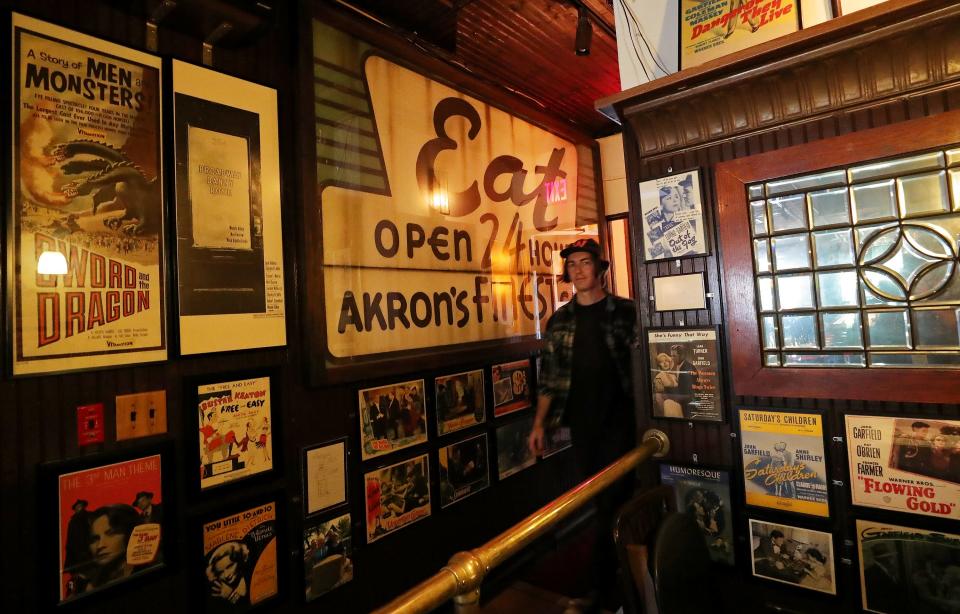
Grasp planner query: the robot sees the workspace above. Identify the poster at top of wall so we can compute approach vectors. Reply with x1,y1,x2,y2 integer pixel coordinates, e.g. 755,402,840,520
845,415,960,520
312,19,582,362
172,60,286,355
10,13,166,375
680,0,799,70
739,408,829,517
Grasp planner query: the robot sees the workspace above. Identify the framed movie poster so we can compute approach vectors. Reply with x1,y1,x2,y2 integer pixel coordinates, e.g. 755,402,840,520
856,518,960,614
364,454,431,543
496,415,537,479
115,389,167,441
739,409,829,517
748,518,836,595
172,60,286,355
659,464,734,565
492,359,531,417
201,499,280,611
10,13,166,376
638,170,708,262
43,443,171,606
358,379,427,460
302,439,348,518
435,369,486,436
680,0,799,70
438,433,490,508
845,415,960,520
647,327,723,422
303,513,353,602
542,426,572,459
196,375,275,491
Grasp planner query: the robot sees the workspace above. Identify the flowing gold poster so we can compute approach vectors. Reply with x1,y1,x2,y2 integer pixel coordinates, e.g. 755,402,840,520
11,14,166,375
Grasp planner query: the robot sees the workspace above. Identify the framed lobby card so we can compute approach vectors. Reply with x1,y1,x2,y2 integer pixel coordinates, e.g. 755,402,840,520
647,327,723,423
542,425,572,459
303,512,353,602
302,439,348,518
856,518,960,614
358,379,427,461
195,374,276,492
172,59,286,355
845,415,960,520
679,0,799,70
364,454,431,544
639,169,708,262
496,414,537,480
435,369,486,436
200,497,281,611
41,442,172,606
10,13,166,376
659,463,734,566
738,408,830,517
438,433,490,508
652,273,707,312
748,518,836,595
492,359,531,417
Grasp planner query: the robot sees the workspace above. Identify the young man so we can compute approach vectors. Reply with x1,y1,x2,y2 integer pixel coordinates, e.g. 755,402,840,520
528,237,638,612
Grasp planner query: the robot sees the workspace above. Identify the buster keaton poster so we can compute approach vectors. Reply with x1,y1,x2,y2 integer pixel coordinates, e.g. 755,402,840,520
11,14,166,375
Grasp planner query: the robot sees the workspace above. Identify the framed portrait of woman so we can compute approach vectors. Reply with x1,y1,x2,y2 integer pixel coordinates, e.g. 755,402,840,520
40,440,174,607
639,169,710,262
646,326,724,423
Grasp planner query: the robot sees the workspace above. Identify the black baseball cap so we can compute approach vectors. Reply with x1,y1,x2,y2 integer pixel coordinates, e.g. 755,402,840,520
559,238,609,281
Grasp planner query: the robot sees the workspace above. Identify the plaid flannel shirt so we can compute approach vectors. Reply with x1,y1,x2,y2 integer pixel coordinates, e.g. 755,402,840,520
538,294,638,427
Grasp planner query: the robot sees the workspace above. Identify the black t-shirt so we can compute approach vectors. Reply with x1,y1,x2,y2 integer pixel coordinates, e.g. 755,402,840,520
565,300,630,447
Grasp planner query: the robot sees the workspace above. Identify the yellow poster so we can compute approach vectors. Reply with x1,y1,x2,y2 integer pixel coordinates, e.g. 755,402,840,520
11,14,166,375
680,0,798,69
202,501,278,609
319,53,580,358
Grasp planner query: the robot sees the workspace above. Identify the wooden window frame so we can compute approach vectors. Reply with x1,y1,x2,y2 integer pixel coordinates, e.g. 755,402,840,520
715,109,960,404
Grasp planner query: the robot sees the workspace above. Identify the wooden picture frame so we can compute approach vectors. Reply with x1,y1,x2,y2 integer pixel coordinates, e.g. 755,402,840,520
39,440,174,608
715,108,960,404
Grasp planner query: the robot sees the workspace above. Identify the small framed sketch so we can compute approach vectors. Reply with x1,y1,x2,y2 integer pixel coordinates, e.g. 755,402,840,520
647,327,723,422
364,454,431,543
302,439,348,518
492,359,531,417
41,441,172,607
748,518,836,595
358,379,427,460
303,512,353,602
200,496,282,611
652,273,707,312
438,433,490,508
435,369,486,436
639,169,709,262
194,373,276,492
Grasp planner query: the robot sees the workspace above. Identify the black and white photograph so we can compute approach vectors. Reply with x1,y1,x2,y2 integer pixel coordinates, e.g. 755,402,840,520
639,169,708,262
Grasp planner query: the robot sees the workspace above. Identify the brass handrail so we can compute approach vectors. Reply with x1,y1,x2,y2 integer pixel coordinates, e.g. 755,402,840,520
372,429,671,614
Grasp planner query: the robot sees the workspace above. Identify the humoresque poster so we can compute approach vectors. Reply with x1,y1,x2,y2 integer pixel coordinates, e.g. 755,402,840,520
846,415,960,520
739,409,829,517
648,328,722,421
172,60,285,354
659,464,734,565
856,519,960,614
197,377,273,490
11,14,166,375
202,501,278,611
311,21,582,362
56,454,165,603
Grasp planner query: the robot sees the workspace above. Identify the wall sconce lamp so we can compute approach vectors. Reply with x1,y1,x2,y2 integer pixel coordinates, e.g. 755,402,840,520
575,5,592,56
38,250,68,275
